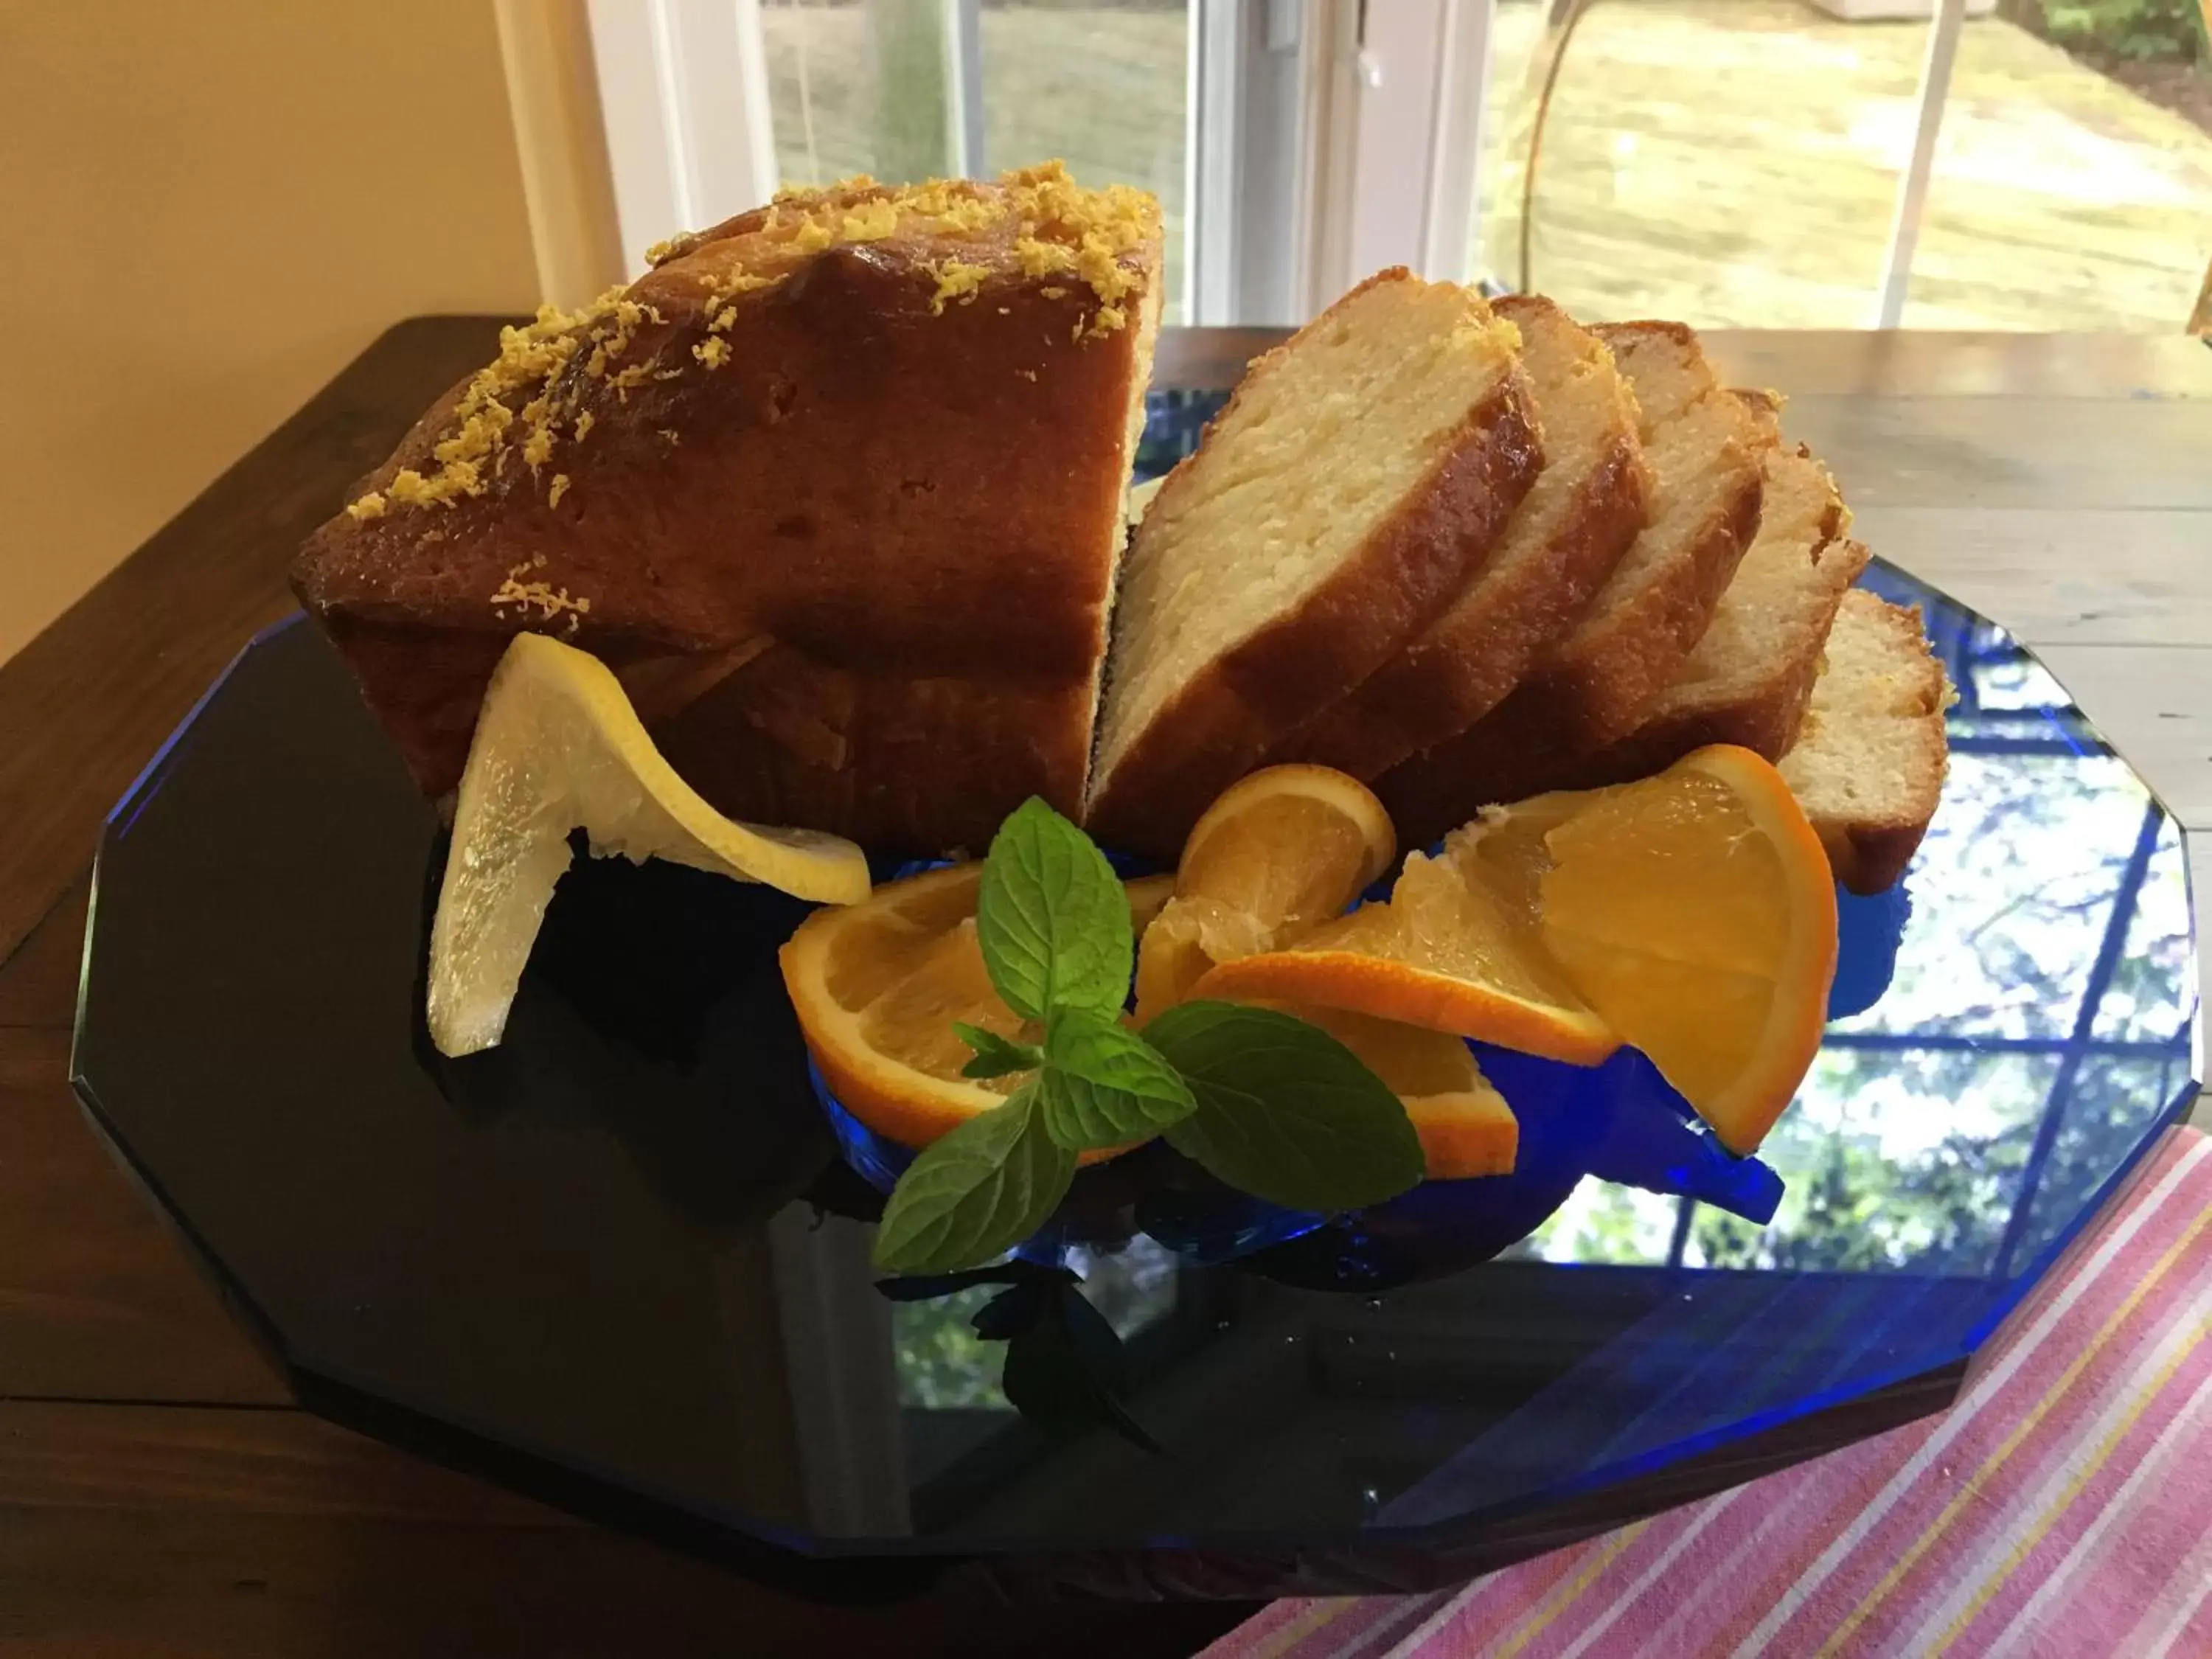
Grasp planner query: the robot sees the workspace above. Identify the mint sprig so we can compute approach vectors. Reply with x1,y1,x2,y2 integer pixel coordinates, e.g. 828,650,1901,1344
873,1082,1074,1273
975,796,1133,1018
1147,1001,1426,1211
867,797,1426,1274
953,1023,1043,1079
1039,1006,1196,1150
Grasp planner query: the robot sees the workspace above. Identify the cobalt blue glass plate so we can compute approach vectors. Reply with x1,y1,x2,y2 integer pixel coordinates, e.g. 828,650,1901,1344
69,394,2199,1604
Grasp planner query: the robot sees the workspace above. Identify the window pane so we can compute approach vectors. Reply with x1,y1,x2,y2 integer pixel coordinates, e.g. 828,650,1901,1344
763,2,880,184
762,0,1190,321
1474,0,1929,326
979,1,1189,318
1472,0,2212,330
1904,3,2212,327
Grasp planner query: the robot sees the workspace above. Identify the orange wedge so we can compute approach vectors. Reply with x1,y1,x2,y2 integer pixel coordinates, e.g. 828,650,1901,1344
780,863,1173,1153
1191,832,1620,1065
1133,765,1396,1023
1287,1006,1517,1180
1192,745,1839,1152
1526,745,1837,1155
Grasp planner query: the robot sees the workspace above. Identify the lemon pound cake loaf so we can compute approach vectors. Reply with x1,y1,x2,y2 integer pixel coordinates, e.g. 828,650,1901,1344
1281,293,1649,779
1374,320,1767,834
1779,590,1952,893
1084,269,1542,860
292,164,1162,853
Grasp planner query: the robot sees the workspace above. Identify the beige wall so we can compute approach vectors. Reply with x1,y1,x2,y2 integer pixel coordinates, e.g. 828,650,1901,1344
0,0,544,664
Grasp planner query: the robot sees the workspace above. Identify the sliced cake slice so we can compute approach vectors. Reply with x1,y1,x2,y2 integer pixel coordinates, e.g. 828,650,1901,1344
1576,438,1868,774
1084,268,1542,860
1381,419,1866,839
1780,591,1953,894
1279,293,1650,779
1374,321,1768,837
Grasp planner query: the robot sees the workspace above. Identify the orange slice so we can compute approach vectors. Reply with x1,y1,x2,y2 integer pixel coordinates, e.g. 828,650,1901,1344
1191,746,1839,1151
780,863,1173,1153
1133,765,1396,1023
1191,832,1620,1065
1287,1006,1517,1180
1525,745,1837,1154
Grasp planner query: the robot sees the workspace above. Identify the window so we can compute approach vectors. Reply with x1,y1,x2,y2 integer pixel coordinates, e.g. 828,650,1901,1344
1471,0,2211,328
762,0,1193,319
587,0,2211,330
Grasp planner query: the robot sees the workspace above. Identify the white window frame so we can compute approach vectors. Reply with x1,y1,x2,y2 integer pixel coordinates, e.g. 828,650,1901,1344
1874,0,1969,327
585,0,781,273
579,0,1963,328
1184,0,1491,324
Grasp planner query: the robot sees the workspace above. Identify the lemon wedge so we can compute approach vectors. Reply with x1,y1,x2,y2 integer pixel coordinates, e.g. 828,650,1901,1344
427,633,871,1057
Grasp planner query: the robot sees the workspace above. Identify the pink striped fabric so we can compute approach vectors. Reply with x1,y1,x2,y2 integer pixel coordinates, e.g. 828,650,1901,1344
1203,1125,2212,1659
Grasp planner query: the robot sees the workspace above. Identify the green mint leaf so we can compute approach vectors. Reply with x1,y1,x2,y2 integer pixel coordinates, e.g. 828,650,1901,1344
1144,1001,1425,1211
1037,1006,1197,1150
872,1084,1075,1274
975,797,1133,1020
953,1022,1043,1080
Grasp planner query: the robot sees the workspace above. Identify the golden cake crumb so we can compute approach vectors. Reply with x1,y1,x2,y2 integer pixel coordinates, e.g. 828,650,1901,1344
695,337,730,369
573,411,595,442
547,474,571,509
345,491,388,521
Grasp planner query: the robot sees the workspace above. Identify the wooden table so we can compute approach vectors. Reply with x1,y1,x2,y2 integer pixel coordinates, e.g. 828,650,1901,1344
1,321,2207,1656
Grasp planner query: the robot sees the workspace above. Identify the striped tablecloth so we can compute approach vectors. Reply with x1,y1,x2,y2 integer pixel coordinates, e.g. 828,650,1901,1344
1206,1125,2212,1659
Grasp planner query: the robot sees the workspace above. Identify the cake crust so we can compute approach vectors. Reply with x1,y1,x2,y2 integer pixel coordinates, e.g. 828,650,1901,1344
1388,428,1863,834
1279,295,1649,779
1084,358,1541,858
292,167,1161,852
1374,321,1766,838
648,643,1095,854
1780,592,1952,894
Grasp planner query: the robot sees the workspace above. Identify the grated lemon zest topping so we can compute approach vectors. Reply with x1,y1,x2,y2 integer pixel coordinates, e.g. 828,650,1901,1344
361,162,1158,517
927,258,991,314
